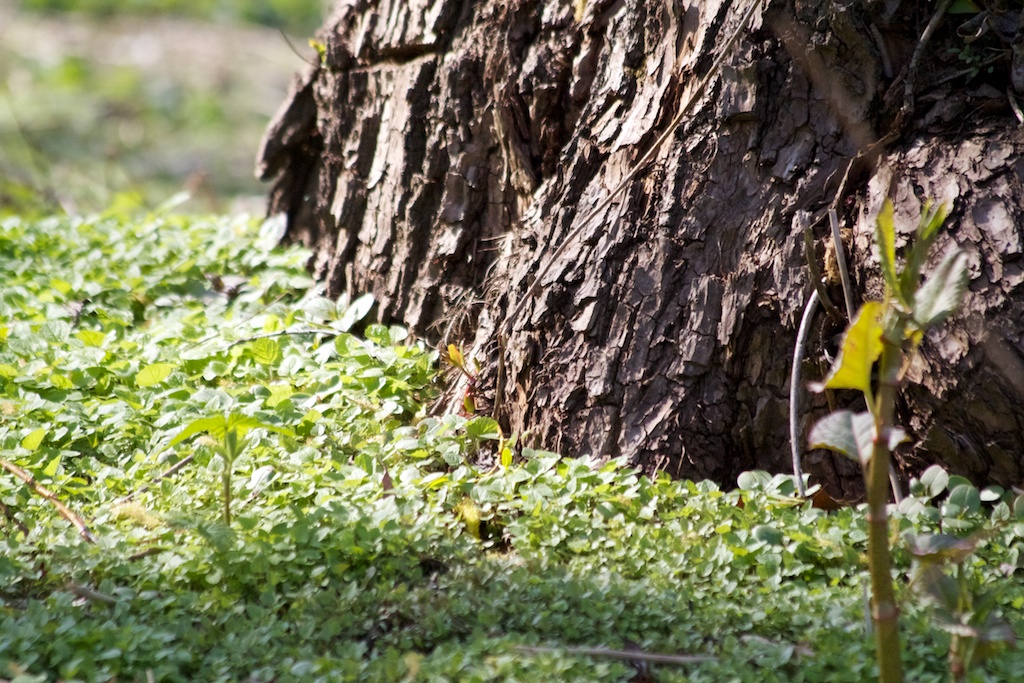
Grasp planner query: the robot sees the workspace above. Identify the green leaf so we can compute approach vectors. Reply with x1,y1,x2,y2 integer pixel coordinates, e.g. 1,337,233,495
876,199,901,301
39,321,70,343
75,329,106,347
21,427,47,451
0,364,19,379
465,416,501,441
913,249,969,328
808,410,875,464
810,302,884,394
250,338,281,365
752,525,784,546
947,0,981,13
169,416,228,446
919,465,950,499
336,293,374,332
303,296,337,322
170,412,296,448
917,201,949,248
136,363,175,387
947,484,981,515
737,470,772,491
42,453,62,477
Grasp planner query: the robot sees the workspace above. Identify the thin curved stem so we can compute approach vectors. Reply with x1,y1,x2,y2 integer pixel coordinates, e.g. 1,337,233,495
790,288,820,497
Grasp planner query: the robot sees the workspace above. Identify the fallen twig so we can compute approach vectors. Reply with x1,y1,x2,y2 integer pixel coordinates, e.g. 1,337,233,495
0,498,31,537
116,454,194,504
128,546,169,561
0,458,95,543
67,582,117,606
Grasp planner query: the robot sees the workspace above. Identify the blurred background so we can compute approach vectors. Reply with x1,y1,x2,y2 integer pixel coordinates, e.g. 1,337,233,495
0,0,327,215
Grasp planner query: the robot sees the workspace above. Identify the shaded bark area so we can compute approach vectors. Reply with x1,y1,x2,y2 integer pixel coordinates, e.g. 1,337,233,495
259,0,1024,492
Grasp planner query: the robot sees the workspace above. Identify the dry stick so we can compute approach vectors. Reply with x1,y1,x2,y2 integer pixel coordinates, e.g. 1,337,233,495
0,498,30,536
515,645,715,666
225,326,334,350
827,208,856,321
67,582,117,606
0,458,95,543
501,0,766,334
116,454,194,505
803,227,843,324
901,0,956,117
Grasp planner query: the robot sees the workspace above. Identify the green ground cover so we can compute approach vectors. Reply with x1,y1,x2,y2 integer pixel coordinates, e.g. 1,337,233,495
0,4,317,215
19,0,325,34
0,209,1022,681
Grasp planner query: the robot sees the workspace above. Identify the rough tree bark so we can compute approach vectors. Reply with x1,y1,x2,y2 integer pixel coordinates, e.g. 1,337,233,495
258,0,1024,495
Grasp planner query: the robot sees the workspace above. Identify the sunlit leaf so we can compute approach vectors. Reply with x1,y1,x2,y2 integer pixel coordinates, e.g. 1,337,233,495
21,427,47,451
875,199,901,300
448,344,464,368
75,329,106,347
913,249,969,328
250,338,281,365
335,293,374,332
919,465,949,499
466,416,501,441
809,302,884,394
42,453,62,477
136,363,175,387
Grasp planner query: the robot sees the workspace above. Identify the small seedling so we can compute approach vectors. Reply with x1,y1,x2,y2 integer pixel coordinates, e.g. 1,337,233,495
809,198,970,683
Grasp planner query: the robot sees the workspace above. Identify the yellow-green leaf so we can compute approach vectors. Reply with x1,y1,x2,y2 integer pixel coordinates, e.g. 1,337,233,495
49,373,73,390
250,338,281,365
810,302,884,394
42,454,62,477
0,364,18,379
448,344,464,368
136,363,175,387
21,428,46,451
75,329,107,347
876,200,900,300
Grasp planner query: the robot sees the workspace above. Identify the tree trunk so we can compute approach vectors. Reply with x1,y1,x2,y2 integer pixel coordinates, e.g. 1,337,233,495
258,0,1024,494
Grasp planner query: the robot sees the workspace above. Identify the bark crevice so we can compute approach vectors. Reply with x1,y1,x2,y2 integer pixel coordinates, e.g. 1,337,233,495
259,0,1024,490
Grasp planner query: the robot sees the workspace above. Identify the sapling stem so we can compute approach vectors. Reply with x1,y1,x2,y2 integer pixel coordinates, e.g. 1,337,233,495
866,328,905,683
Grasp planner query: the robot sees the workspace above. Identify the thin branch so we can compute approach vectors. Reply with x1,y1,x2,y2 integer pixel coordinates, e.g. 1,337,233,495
790,289,820,498
0,498,30,537
0,458,95,543
115,454,194,505
902,0,956,119
828,208,856,321
128,547,168,561
515,645,715,666
226,326,335,349
67,582,117,605
278,27,320,68
803,226,843,323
